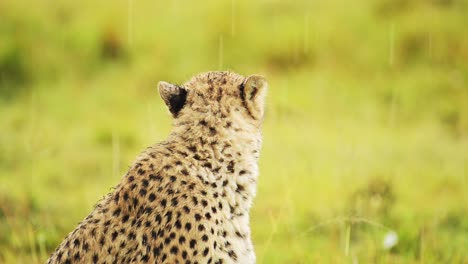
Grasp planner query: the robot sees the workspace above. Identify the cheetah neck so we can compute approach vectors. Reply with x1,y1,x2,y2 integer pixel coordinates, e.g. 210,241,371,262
167,120,262,216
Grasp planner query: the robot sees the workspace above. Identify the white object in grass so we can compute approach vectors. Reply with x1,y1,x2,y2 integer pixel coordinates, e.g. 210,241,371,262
383,231,398,249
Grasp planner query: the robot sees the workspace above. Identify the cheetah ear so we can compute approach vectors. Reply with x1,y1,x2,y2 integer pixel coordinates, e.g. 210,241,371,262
158,81,188,117
241,75,268,120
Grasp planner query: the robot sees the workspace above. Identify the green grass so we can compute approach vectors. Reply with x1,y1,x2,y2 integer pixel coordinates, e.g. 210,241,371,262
1,0,468,263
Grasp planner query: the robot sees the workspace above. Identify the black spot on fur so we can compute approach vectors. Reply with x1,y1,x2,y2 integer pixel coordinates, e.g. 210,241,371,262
142,179,149,187
228,250,238,260
111,231,118,241
188,146,197,152
192,197,198,206
227,161,235,173
195,213,202,221
155,214,162,224
209,127,217,135
149,174,163,181
153,246,160,256
175,219,182,229
199,120,208,127
122,215,129,223
113,208,121,217
171,197,178,206
190,239,197,248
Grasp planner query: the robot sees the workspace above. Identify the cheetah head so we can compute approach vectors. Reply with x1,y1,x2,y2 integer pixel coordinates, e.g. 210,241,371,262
158,71,268,136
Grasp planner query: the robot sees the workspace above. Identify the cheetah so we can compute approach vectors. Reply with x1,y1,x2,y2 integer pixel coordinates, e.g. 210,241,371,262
47,71,268,264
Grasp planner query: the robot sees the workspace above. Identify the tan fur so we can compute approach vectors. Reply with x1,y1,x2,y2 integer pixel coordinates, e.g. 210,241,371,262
47,71,267,264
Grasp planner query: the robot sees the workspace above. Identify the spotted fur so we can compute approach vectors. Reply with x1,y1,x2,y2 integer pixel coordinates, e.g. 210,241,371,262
47,71,268,264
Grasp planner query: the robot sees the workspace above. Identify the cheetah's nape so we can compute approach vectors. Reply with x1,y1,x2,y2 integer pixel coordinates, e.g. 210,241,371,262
47,71,267,264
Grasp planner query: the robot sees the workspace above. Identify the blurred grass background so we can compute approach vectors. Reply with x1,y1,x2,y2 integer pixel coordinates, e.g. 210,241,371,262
1,0,468,263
